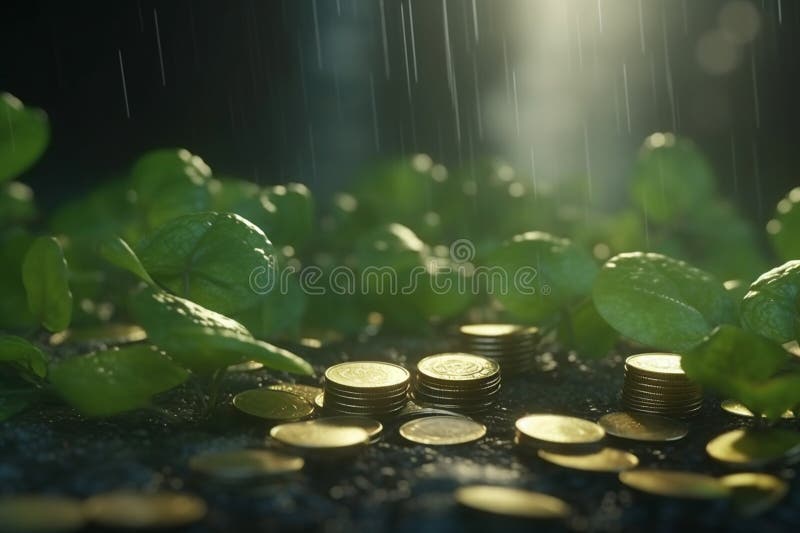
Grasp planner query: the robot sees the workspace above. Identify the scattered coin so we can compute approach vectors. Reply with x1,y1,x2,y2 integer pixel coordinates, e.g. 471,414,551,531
270,420,370,455
267,383,325,404
0,496,85,533
189,449,304,481
227,361,264,372
598,412,688,442
538,447,639,472
83,491,207,529
399,416,487,445
618,470,729,500
706,428,800,467
454,485,571,519
515,414,605,447
233,389,315,421
720,473,789,517
720,399,795,419
315,416,384,440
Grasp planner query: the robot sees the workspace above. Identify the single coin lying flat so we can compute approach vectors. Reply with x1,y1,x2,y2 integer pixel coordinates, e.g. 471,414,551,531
598,411,688,442
454,485,571,519
399,415,486,445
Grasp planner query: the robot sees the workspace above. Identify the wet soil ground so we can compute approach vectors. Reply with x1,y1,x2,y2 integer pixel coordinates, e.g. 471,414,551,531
1,336,798,532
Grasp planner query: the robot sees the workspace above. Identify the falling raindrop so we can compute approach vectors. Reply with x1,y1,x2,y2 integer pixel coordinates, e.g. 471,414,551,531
622,63,632,133
117,49,130,118
400,3,412,102
379,0,390,79
471,0,479,43
312,0,323,69
637,0,646,53
408,0,419,83
153,8,166,86
751,50,761,128
369,73,380,152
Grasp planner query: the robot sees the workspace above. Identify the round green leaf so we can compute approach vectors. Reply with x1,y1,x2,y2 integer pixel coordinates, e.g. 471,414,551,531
130,287,312,375
484,232,598,322
593,252,735,351
768,187,800,262
262,183,314,248
130,148,212,231
49,345,189,417
630,133,715,223
741,260,800,344
22,236,73,333
137,212,275,316
0,93,49,183
0,334,47,377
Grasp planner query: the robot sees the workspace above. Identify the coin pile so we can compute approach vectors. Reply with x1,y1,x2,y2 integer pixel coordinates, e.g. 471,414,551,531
321,361,410,418
412,353,500,414
459,324,538,375
622,353,703,418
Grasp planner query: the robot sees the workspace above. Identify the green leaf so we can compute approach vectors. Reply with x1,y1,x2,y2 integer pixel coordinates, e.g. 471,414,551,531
593,252,735,351
558,298,618,358
261,183,315,248
209,177,275,229
741,261,800,344
0,181,37,227
137,212,275,316
98,235,155,285
630,133,715,223
683,325,800,420
0,228,36,330
0,93,49,183
0,334,47,377
130,148,212,231
768,187,800,262
22,236,73,332
49,345,189,417
130,287,312,375
484,232,598,322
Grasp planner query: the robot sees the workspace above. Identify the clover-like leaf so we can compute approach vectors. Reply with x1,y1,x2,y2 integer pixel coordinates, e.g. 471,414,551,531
741,261,800,344
484,232,598,322
22,236,73,332
98,235,155,285
49,345,189,417
130,148,212,231
130,287,312,375
0,334,47,378
683,325,800,420
0,93,49,183
137,212,275,316
768,187,800,262
593,252,735,351
630,133,715,223
262,183,314,248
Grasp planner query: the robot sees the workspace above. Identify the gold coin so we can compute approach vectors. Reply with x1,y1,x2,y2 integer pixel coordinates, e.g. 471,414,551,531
417,353,500,382
720,399,795,419
459,323,538,338
188,449,304,480
227,361,264,372
324,362,410,390
625,353,685,377
619,470,729,499
83,491,207,529
233,389,315,421
267,383,324,403
706,428,800,467
399,416,487,445
454,485,571,519
315,416,384,440
270,420,370,451
720,473,789,517
515,414,605,445
538,447,639,472
0,496,85,533
598,412,688,442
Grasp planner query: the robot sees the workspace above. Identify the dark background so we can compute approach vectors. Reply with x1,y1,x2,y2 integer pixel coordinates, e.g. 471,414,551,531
1,0,798,222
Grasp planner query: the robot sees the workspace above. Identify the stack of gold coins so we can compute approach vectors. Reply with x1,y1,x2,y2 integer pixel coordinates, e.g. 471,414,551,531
622,353,703,418
412,353,500,414
459,324,539,375
321,361,410,418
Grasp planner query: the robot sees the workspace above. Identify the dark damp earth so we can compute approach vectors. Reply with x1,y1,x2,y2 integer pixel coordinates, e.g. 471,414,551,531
2,336,798,532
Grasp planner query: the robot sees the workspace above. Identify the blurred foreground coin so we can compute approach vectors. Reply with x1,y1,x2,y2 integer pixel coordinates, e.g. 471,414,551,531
706,428,800,467
720,473,789,517
720,399,795,419
84,491,206,529
515,414,605,450
454,485,571,519
270,420,370,456
399,416,486,445
0,496,85,533
619,470,729,500
189,449,304,481
233,389,314,421
538,447,639,472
